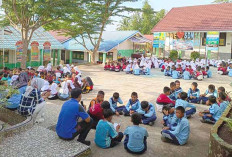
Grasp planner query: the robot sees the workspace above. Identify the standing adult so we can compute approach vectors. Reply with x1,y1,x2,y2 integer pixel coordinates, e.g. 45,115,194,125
56,88,93,146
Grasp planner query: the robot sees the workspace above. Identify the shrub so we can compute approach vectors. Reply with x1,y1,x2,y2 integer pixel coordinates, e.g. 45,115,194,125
191,51,200,61
169,50,178,61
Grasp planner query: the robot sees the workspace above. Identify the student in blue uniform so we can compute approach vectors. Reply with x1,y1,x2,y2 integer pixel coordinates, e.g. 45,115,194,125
137,101,157,126
161,106,176,127
169,82,177,100
200,84,217,104
187,82,200,103
161,106,190,145
123,92,141,116
95,109,123,148
183,70,191,80
175,92,196,118
175,80,183,99
164,66,171,76
206,66,212,78
124,113,148,154
109,92,124,115
172,67,180,79
218,92,229,114
199,95,222,124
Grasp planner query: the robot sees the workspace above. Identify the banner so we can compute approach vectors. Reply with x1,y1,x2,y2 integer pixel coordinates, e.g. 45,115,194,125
153,32,160,48
206,32,219,51
31,41,39,61
194,32,201,46
15,41,23,62
159,32,166,48
43,41,51,61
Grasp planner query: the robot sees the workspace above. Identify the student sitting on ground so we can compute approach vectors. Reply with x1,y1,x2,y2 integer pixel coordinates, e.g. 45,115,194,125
115,63,121,72
187,82,200,103
161,106,190,145
218,92,229,114
1,73,8,81
89,91,105,109
109,92,124,115
164,66,171,76
182,69,191,80
124,113,148,154
89,101,111,129
82,77,94,94
156,87,176,112
110,63,115,71
193,66,203,81
199,95,222,124
217,64,227,75
172,67,180,79
123,92,141,116
169,82,177,100
228,64,232,77
176,64,183,74
161,106,176,127
175,80,183,99
95,109,123,148
206,66,212,78
201,67,207,79
137,101,157,126
218,86,231,103
176,92,196,118
200,84,217,104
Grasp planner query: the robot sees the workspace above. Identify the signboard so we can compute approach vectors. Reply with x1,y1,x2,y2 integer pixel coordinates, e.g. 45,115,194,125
15,41,23,62
43,41,51,61
194,32,201,46
206,32,219,51
168,32,194,50
30,41,39,61
153,32,160,48
159,32,166,48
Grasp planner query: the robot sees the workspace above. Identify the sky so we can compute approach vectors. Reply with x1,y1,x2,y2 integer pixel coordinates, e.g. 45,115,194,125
105,0,215,31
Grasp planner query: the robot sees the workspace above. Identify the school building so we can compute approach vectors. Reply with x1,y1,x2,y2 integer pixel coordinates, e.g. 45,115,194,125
52,31,152,64
0,26,64,69
151,3,232,60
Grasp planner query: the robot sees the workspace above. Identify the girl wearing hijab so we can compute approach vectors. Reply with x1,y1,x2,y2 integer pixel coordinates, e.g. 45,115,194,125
18,78,46,123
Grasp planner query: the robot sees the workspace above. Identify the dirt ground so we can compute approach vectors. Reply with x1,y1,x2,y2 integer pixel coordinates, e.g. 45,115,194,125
44,64,232,157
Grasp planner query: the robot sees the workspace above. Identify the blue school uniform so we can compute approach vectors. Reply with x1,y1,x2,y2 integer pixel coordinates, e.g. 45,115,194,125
124,126,148,153
172,70,180,79
164,69,171,76
124,99,140,115
219,101,229,114
109,97,124,113
175,87,183,99
162,117,190,145
137,103,157,124
169,90,176,100
95,120,118,148
187,88,200,103
175,99,196,116
163,112,176,126
206,103,222,121
228,69,232,77
200,89,218,104
183,71,191,80
207,70,212,78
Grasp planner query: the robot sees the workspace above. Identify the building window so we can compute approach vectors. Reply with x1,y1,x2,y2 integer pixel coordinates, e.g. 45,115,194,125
202,32,227,46
219,33,226,46
0,51,9,63
73,51,84,60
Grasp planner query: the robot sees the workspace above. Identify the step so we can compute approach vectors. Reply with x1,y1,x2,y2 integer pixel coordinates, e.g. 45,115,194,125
0,125,91,157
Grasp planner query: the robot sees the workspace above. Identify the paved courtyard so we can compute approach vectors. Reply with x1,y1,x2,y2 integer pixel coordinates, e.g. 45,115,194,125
40,65,232,157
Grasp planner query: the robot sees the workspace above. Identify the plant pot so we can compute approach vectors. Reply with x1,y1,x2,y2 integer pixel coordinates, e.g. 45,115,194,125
0,107,33,143
208,104,232,157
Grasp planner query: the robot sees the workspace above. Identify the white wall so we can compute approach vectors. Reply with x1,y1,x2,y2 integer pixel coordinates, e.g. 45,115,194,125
117,40,133,50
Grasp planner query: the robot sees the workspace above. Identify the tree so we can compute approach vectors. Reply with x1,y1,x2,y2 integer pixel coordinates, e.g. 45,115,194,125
1,0,79,69
50,0,138,63
117,1,165,34
213,0,232,3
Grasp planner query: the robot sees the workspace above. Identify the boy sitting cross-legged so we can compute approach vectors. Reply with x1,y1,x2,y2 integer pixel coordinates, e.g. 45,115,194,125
161,106,176,127
95,109,123,148
176,92,196,118
161,106,190,145
109,92,124,116
123,92,141,116
137,101,157,126
199,95,222,124
124,113,148,154
187,82,200,104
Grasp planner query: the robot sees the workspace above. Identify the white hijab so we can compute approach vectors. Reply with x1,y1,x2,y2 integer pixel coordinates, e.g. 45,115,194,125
24,78,45,97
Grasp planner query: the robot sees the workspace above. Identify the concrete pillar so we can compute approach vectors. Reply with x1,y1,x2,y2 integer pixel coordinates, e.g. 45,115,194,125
57,49,61,65
88,52,91,63
103,53,106,63
53,49,56,66
69,51,73,64
40,49,43,66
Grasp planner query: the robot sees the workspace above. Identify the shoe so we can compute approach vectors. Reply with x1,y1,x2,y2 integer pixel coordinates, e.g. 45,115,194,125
149,122,154,126
77,139,91,146
118,111,123,115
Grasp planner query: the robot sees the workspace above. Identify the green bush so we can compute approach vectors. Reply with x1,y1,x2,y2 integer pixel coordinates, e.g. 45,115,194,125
169,50,178,61
191,51,200,61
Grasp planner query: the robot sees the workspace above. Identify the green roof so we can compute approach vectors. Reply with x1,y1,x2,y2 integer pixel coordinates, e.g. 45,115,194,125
0,26,64,50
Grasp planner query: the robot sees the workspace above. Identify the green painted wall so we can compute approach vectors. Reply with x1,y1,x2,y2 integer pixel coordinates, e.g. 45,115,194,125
118,49,134,57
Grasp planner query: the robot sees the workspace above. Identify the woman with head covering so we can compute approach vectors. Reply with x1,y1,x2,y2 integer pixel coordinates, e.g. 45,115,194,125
82,77,94,94
18,78,46,123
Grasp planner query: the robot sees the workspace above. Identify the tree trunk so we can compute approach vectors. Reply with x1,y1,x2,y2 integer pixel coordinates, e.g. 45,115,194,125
21,39,29,69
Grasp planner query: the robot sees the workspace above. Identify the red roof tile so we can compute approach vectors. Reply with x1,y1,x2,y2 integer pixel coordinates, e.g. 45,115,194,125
152,3,232,32
49,31,71,43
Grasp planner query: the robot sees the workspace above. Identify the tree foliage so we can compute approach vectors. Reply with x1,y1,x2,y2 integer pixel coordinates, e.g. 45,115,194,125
1,0,80,68
213,0,232,3
117,0,166,34
48,0,139,63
